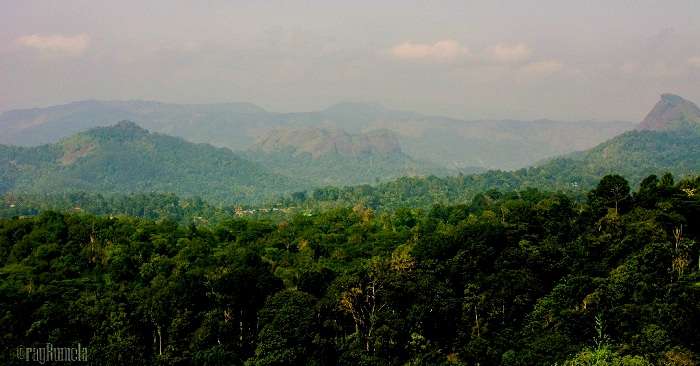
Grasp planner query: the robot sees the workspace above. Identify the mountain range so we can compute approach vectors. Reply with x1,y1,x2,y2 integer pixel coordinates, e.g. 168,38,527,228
0,100,634,170
1,93,698,207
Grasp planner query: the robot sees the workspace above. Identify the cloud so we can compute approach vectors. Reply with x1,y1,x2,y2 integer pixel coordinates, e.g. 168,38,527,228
689,56,700,68
389,40,469,62
519,60,564,77
485,43,531,63
16,34,90,56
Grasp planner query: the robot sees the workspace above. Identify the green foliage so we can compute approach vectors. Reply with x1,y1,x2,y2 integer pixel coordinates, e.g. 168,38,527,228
589,175,631,214
564,345,652,366
0,192,236,224
247,290,318,366
0,174,699,365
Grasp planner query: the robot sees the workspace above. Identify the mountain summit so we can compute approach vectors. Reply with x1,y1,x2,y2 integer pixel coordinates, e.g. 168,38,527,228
637,93,700,131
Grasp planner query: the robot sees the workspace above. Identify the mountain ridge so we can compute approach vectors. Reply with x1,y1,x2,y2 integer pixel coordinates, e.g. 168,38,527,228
0,99,635,170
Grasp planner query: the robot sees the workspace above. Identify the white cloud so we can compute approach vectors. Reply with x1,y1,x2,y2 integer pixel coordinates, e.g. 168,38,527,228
16,34,90,57
389,40,469,62
519,60,564,77
689,56,700,68
485,43,531,63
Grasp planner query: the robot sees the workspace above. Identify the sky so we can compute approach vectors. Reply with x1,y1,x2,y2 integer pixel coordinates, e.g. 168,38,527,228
1,0,700,121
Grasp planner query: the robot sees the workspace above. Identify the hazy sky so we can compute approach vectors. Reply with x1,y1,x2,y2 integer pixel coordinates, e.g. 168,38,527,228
2,0,700,121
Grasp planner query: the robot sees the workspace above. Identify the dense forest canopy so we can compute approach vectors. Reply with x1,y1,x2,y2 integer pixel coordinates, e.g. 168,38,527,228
1,174,698,365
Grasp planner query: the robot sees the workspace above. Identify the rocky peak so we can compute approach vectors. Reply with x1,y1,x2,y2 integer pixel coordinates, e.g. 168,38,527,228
637,94,700,131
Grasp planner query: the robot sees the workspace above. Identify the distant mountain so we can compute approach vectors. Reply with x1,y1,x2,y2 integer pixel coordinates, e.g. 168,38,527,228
0,100,276,149
530,94,700,187
0,100,635,170
0,121,305,204
246,127,452,186
220,103,635,170
636,93,700,131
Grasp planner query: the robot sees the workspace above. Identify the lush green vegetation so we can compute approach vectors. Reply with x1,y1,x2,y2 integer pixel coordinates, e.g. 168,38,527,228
563,129,700,183
2,102,699,365
1,174,698,365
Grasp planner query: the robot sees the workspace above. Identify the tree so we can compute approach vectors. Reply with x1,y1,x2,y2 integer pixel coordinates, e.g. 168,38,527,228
247,290,318,366
589,175,631,214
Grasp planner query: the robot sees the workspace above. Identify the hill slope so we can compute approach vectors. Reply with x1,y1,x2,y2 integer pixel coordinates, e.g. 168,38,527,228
539,93,700,184
0,121,305,204
246,127,453,186
535,128,700,187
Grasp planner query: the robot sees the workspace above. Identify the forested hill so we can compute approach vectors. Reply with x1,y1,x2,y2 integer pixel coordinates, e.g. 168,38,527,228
292,98,700,211
0,121,307,204
2,128,699,216
555,128,700,182
1,174,698,365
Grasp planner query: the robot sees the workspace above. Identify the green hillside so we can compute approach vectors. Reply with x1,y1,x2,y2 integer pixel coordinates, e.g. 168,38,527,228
555,128,700,184
0,121,306,204
292,126,700,210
